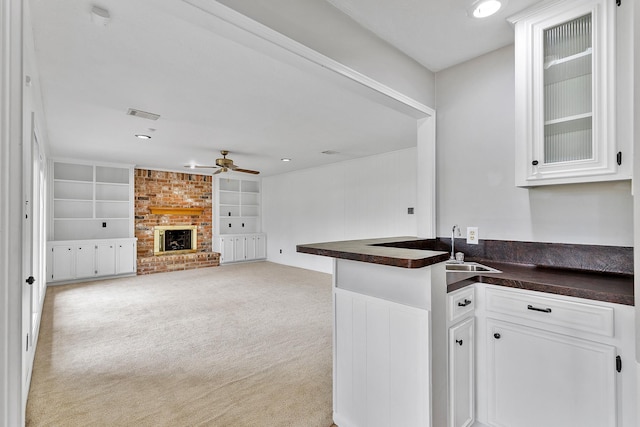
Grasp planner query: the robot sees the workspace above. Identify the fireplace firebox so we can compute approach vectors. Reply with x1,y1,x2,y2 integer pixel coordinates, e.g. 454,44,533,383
154,225,198,255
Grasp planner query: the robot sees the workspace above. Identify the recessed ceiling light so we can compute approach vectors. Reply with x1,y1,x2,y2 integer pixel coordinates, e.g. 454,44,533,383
135,134,151,139
471,0,502,18
90,6,110,26
281,158,291,162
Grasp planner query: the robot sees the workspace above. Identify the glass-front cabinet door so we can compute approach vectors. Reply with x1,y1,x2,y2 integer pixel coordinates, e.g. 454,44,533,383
510,0,618,186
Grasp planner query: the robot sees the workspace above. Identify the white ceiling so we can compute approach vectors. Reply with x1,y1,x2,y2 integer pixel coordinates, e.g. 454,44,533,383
326,0,540,72
29,0,539,176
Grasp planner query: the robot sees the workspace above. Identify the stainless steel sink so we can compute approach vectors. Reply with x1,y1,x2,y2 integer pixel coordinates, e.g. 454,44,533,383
445,262,501,273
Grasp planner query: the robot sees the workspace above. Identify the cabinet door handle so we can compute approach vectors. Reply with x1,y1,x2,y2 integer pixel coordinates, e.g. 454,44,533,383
456,339,463,346
527,304,552,313
458,299,472,307
494,333,501,339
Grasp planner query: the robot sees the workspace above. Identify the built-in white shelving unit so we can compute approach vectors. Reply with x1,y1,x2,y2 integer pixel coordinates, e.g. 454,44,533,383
214,175,265,263
48,160,136,283
51,161,134,241
217,177,260,234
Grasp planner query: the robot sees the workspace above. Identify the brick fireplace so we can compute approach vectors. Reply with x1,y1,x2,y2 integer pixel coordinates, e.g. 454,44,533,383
135,169,219,274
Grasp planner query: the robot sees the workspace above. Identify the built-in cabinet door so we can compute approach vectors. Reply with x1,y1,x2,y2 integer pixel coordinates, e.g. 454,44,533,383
449,317,474,427
245,235,256,260
51,245,74,281
219,237,235,263
95,243,115,276
334,288,430,427
116,241,135,274
487,319,617,427
233,236,245,261
255,234,266,259
75,244,95,278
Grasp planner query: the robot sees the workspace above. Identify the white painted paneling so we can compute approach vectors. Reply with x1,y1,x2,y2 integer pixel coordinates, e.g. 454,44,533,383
263,148,417,272
334,289,430,427
435,45,633,246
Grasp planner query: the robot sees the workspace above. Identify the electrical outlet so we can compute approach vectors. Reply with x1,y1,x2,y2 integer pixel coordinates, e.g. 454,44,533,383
467,227,478,245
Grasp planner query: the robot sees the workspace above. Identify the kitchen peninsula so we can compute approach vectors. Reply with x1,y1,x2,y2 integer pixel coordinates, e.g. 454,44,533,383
298,236,636,427
298,237,451,427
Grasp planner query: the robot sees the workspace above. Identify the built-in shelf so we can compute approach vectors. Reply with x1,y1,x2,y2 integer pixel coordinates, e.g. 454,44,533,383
50,161,134,241
544,112,593,126
149,207,204,216
215,176,261,235
544,47,592,69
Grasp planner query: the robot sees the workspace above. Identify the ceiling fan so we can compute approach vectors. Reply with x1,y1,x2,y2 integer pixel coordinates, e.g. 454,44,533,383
185,150,260,175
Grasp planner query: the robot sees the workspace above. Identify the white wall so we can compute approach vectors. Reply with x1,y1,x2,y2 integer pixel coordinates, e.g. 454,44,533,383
435,45,633,246
263,148,417,272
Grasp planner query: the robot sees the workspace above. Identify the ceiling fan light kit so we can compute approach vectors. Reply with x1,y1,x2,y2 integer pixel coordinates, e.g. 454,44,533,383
185,150,260,175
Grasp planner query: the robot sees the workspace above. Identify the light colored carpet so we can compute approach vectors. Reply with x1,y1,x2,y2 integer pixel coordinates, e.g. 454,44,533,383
26,262,334,427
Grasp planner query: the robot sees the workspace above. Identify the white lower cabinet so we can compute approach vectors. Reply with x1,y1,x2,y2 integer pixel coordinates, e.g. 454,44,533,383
96,243,116,276
74,244,96,278
447,286,475,427
254,234,266,259
51,245,74,282
47,238,137,283
216,233,266,264
449,317,474,427
487,319,616,427
219,236,236,263
233,236,245,261
116,240,136,274
474,284,636,427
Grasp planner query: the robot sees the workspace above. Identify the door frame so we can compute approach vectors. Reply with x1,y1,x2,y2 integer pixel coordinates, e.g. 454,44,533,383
1,0,25,425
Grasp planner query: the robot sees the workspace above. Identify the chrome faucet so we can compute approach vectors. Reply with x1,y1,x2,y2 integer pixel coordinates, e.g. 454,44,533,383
450,224,459,261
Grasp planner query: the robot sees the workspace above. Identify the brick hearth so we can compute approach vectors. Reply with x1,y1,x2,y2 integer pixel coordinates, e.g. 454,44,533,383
135,169,219,274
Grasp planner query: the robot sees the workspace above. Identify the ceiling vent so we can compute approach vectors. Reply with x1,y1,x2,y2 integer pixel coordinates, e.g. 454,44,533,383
126,108,160,121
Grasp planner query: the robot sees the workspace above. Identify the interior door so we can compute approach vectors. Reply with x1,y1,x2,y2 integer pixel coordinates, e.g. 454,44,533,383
21,116,46,406
31,132,46,338
21,114,35,395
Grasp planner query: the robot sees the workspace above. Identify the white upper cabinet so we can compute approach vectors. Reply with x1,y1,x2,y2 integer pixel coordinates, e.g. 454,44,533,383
510,0,628,186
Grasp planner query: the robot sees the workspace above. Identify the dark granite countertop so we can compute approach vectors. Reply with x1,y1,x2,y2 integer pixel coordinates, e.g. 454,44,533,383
297,236,450,268
450,260,634,306
297,237,634,306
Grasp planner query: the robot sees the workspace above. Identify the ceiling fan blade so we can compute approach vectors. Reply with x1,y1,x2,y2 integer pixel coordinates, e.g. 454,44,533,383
234,168,260,175
183,165,219,169
212,168,224,175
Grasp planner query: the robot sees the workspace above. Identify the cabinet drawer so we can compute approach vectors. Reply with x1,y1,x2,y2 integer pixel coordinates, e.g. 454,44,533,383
448,286,475,324
485,287,614,337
